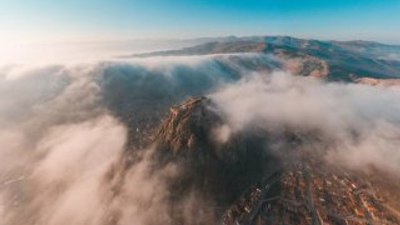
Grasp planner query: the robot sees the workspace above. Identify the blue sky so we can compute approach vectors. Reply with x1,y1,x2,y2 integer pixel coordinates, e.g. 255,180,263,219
1,0,400,43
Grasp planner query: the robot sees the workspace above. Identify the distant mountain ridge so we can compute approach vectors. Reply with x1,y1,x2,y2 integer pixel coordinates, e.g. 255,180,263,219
127,35,400,82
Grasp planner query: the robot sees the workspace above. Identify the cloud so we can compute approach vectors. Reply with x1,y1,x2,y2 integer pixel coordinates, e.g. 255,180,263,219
0,62,127,225
1,53,399,225
210,72,400,176
0,54,278,225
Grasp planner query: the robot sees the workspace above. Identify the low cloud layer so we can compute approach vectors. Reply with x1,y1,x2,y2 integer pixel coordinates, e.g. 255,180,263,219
210,72,400,176
0,54,399,225
0,54,278,225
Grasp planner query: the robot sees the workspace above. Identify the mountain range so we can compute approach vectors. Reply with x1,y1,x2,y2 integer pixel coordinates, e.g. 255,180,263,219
140,96,400,225
128,36,400,82
114,36,400,224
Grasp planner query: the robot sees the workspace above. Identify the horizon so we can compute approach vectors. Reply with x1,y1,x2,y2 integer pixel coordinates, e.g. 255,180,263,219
2,1,400,225
1,34,399,65
2,0,400,64
15,34,400,45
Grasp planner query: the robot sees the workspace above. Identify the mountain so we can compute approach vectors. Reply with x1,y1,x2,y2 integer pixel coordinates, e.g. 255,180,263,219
148,96,400,225
128,36,400,82
154,97,277,205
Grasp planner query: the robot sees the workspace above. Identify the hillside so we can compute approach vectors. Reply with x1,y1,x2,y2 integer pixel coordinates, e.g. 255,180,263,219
128,36,400,81
142,96,400,225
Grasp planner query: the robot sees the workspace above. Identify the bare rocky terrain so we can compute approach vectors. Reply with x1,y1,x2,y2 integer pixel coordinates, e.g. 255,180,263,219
2,36,400,225
126,96,400,225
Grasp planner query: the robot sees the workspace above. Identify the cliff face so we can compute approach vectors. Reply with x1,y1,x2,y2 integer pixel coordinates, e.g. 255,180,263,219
152,96,400,225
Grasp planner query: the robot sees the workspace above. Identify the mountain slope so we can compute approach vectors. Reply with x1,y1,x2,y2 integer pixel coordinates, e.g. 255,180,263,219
223,163,400,225
151,96,400,225
128,36,400,81
154,97,277,205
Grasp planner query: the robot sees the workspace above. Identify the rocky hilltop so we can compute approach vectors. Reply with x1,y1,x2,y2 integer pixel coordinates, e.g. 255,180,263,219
154,97,275,205
150,96,400,225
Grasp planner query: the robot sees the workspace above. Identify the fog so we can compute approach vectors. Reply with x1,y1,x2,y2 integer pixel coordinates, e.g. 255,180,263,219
210,73,400,176
0,38,207,65
0,54,277,225
1,53,399,225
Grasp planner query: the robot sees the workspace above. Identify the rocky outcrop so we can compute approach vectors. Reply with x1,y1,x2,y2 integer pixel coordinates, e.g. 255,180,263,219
150,96,400,225
154,97,278,205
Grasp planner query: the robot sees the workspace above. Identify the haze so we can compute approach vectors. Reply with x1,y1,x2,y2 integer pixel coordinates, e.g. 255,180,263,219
1,0,400,63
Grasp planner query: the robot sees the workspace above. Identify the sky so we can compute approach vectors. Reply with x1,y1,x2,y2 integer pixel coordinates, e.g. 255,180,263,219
1,0,400,45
